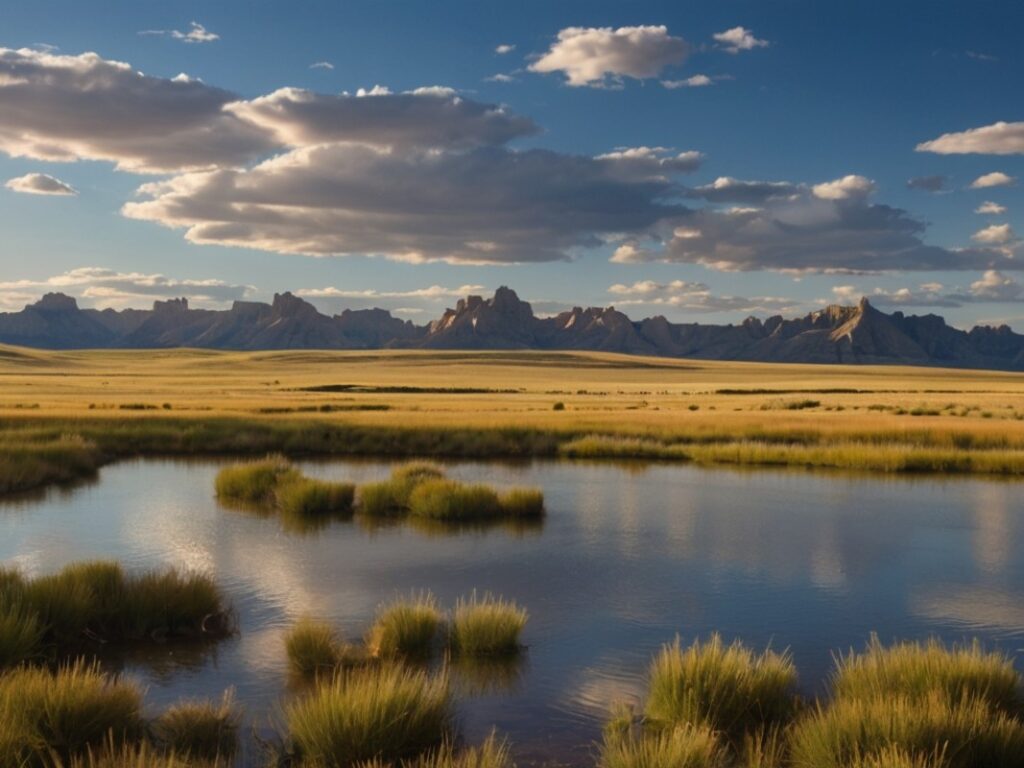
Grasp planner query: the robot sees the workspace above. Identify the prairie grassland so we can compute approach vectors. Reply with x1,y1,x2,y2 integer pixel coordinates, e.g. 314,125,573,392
1,347,1024,492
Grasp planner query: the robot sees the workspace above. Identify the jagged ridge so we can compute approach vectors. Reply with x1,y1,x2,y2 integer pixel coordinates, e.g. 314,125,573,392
2,287,1023,371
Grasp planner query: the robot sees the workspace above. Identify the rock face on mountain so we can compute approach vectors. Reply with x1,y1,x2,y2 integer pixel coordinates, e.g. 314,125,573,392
1,288,1022,371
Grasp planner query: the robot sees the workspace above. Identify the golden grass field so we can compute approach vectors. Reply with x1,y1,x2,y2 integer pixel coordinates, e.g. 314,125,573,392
1,345,1024,490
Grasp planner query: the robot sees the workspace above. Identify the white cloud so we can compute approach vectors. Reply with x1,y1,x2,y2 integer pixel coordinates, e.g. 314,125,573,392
661,74,713,88
972,223,1017,245
298,284,485,300
607,279,798,313
485,73,515,83
596,146,703,178
834,271,1024,308
495,44,516,55
712,26,769,54
811,174,875,200
970,172,1016,189
529,25,688,87
917,121,1024,155
309,61,334,70
976,201,1007,215
140,21,219,44
0,267,251,310
122,143,678,264
689,176,799,203
223,86,536,150
5,172,76,196
970,270,1023,301
0,47,277,172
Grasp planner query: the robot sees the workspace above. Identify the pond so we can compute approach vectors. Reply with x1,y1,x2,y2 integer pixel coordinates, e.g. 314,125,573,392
1,458,1022,765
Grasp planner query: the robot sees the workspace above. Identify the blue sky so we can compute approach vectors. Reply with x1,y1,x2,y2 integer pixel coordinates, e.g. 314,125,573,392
0,0,1022,329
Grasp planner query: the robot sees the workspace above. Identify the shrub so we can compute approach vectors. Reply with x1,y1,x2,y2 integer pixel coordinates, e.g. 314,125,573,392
450,593,527,656
286,618,347,677
367,593,443,658
645,635,797,741
152,692,239,760
285,665,451,767
831,635,1021,714
599,722,726,768
214,456,297,505
0,660,144,763
788,692,1024,768
552,402,566,411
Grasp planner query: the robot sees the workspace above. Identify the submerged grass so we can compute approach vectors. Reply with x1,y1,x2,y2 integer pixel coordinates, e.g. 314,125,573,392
0,561,230,667
285,664,452,767
366,593,443,659
449,593,527,657
645,634,798,741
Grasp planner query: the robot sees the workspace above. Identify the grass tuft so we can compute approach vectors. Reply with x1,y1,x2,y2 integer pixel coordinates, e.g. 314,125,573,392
285,664,451,767
152,692,239,761
276,477,356,519
449,593,527,656
285,618,362,678
367,593,443,659
599,722,726,768
402,734,513,768
214,455,297,505
645,634,797,741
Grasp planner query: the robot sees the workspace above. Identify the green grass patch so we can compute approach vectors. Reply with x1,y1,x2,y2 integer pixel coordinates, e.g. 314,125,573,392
449,593,527,657
214,455,297,505
285,618,363,678
367,593,443,659
151,693,239,761
599,722,725,768
644,634,797,742
285,664,452,767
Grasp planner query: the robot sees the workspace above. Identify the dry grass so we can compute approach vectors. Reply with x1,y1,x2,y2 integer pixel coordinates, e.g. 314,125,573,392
0,349,1022,490
449,593,528,656
366,593,443,659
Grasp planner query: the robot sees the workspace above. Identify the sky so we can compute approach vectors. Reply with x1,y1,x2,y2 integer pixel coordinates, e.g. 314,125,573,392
1,0,1022,330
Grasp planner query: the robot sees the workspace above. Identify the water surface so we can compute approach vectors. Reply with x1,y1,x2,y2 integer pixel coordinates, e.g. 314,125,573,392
2,459,1022,765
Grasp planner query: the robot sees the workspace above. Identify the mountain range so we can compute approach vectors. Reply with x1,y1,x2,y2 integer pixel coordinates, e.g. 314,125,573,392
2,287,1023,371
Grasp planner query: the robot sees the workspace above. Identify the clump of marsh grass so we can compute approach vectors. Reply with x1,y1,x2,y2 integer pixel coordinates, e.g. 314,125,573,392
830,635,1021,713
0,659,144,763
449,593,527,657
496,488,544,519
57,741,221,768
0,561,231,666
403,733,513,768
214,455,297,505
285,618,362,678
366,593,443,659
787,691,1024,768
644,635,797,741
358,462,445,517
152,692,239,761
276,477,355,520
407,480,501,521
846,746,947,768
599,721,726,768
285,664,452,767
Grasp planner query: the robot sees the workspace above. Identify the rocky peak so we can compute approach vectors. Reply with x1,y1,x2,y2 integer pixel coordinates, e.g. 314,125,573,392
33,293,79,313
271,292,318,319
153,297,189,313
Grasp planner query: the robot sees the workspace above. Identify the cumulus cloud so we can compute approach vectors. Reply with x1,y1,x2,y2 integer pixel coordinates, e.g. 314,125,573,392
529,25,688,87
5,172,76,195
309,61,334,70
0,47,277,172
223,86,537,149
812,174,875,200
0,267,251,310
688,176,799,203
976,201,1007,215
970,171,1016,189
917,121,1024,155
906,175,947,192
972,223,1017,245
607,279,798,313
495,44,516,55
122,144,679,264
596,146,703,178
140,21,219,44
712,26,769,53
621,178,1021,273
834,271,1024,308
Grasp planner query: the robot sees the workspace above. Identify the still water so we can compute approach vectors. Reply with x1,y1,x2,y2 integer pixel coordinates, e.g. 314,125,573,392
1,459,1022,764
